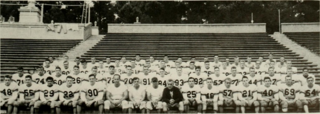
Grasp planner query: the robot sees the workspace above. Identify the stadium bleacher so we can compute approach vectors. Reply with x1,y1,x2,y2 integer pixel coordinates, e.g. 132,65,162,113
0,39,81,76
284,32,320,56
81,33,320,84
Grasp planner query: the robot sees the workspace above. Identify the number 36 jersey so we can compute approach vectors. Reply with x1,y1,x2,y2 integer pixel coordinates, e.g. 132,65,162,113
81,82,104,100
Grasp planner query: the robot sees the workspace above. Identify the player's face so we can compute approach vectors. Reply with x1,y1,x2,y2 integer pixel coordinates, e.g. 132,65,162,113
303,69,308,75
135,56,140,60
131,61,136,67
191,58,195,61
89,76,96,84
143,67,149,74
64,63,69,68
75,58,79,63
242,78,248,85
287,69,293,75
64,56,69,61
188,79,195,86
205,63,210,68
167,81,173,89
177,68,182,74
55,69,61,75
45,61,50,66
264,79,271,87
285,77,292,85
17,69,23,75
121,57,126,63
280,57,285,63
150,57,154,62
106,58,111,63
159,69,165,76
92,68,97,73
225,80,231,88
47,79,54,86
195,68,200,73
207,80,213,88
247,58,251,62
81,62,87,67
256,62,261,67
307,78,314,85
250,69,255,75
113,76,120,84
160,62,165,67
74,67,80,73
25,78,32,85
99,61,103,66
234,58,239,63
240,61,245,67
164,56,168,61
189,63,195,68
66,78,73,85
214,68,220,75
177,58,182,63
214,57,219,62
268,68,275,75
133,79,139,86
127,67,133,74
109,67,115,74
231,68,236,74
4,78,11,85
152,80,158,87
269,62,275,67
91,58,96,63
226,59,229,63
48,57,53,61
175,62,180,66
37,68,44,75
258,57,263,61
204,58,209,61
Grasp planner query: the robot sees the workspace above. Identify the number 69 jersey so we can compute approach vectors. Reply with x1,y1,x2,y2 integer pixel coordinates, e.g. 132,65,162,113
80,82,104,101
278,83,301,100
299,84,320,99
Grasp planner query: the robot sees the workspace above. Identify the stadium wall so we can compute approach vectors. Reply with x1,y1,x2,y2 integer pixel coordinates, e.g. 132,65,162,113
0,23,92,40
107,23,266,33
281,22,320,32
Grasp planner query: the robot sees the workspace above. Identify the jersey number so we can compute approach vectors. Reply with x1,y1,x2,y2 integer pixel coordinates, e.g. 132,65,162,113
242,90,252,97
187,91,197,98
262,90,274,97
44,90,55,97
2,89,12,96
223,90,232,97
284,89,295,96
305,89,316,97
88,89,98,97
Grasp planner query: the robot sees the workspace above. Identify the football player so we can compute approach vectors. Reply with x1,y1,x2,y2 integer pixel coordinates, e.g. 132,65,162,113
139,66,155,86
122,65,136,86
105,57,115,68
212,56,222,68
238,76,259,113
189,66,207,86
185,61,196,75
35,77,59,114
80,59,90,74
134,54,145,67
210,67,225,86
128,77,147,113
245,57,255,68
200,78,219,113
11,66,29,86
278,75,302,112
14,75,40,114
299,76,320,113
146,77,165,113
218,78,241,113
228,66,242,86
157,68,169,87
71,65,84,85
57,76,80,114
247,67,262,85
257,77,280,112
171,67,188,89
78,74,104,114
32,66,49,85
254,60,266,75
104,65,116,85
276,56,286,70
265,53,276,65
231,56,240,67
61,61,72,75
203,61,214,76
97,60,106,74
104,74,129,113
181,77,201,113
1,75,18,114
238,60,249,75
88,57,99,69
52,66,65,86
261,67,282,86
43,58,54,75
293,68,315,86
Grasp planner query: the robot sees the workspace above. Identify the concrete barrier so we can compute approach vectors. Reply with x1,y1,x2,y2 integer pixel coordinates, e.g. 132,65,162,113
108,23,266,33
282,22,320,33
0,23,92,40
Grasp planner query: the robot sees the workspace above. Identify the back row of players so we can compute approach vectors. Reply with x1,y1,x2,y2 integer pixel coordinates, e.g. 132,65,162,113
1,54,319,114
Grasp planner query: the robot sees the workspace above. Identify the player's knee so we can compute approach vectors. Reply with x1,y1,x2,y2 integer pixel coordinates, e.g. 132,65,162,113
196,100,202,105
296,100,303,108
183,100,189,105
234,100,241,106
122,100,128,109
34,101,42,108
218,100,223,106
240,101,246,107
55,101,62,107
13,101,20,107
273,101,279,106
162,102,167,108
72,101,78,107
253,101,260,107
281,101,288,108
97,100,104,105
260,101,267,107
140,101,146,109
50,101,56,108
301,100,308,106
104,100,110,109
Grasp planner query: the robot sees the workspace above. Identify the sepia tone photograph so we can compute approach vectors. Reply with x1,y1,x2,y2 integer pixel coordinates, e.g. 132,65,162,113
0,0,319,114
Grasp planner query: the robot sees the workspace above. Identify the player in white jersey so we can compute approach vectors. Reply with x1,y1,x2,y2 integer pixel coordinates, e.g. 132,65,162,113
146,77,165,113
189,66,207,86
221,62,231,75
35,77,59,114
121,65,136,86
278,75,303,112
279,60,298,74
43,58,55,75
105,57,115,69
80,59,90,74
254,60,266,75
139,66,156,86
245,57,255,68
104,65,117,85
57,76,80,114
181,77,201,113
237,60,249,75
299,76,320,113
78,74,104,114
97,60,107,74
104,74,129,113
200,78,219,113
156,61,171,74
261,67,282,86
61,61,72,75
294,68,315,86
217,78,240,113
128,77,147,113
163,55,175,68
231,56,240,67
14,75,40,114
157,68,169,87
1,75,18,114
149,55,159,67
134,54,145,67
171,67,188,89
265,53,276,66
185,61,196,75
11,67,29,86
275,56,287,70
203,61,214,76
226,67,242,86
247,67,262,85
52,66,65,86
87,57,99,69
70,65,85,85
119,56,130,68
237,76,259,113
130,60,142,74
32,66,49,85
212,56,222,68
257,77,280,112
210,67,226,86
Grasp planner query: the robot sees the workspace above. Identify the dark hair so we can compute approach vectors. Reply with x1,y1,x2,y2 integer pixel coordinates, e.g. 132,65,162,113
56,66,61,70
4,75,11,79
188,77,194,81
195,66,201,70
89,74,96,78
109,65,115,68
17,66,23,70
46,76,54,81
74,65,80,69
242,76,248,80
113,74,121,79
132,77,139,82
264,77,271,81
81,59,87,63
214,67,219,70
151,77,158,82
66,76,74,79
25,75,32,79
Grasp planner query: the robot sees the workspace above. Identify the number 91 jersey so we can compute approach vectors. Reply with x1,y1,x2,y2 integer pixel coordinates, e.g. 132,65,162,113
81,82,104,100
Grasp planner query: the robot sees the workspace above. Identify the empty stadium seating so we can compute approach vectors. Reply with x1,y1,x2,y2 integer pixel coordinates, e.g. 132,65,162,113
0,39,81,76
284,32,320,55
81,33,320,84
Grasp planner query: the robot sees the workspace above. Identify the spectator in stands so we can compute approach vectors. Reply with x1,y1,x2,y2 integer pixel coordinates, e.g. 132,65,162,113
162,79,184,113
8,15,15,23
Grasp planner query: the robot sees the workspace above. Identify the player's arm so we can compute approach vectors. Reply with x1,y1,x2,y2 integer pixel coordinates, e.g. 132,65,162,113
39,90,47,101
58,90,67,102
19,89,25,101
278,87,286,101
80,89,87,103
238,90,245,101
195,89,201,101
120,90,128,102
49,89,59,102
273,88,280,101
201,90,207,102
141,89,146,102
181,87,188,100
106,91,113,101
71,90,80,101
8,86,19,102
251,88,258,101
218,89,224,101
31,89,40,102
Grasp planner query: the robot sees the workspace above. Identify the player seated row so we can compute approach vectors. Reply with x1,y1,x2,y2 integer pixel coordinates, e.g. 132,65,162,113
1,73,318,114
43,54,298,75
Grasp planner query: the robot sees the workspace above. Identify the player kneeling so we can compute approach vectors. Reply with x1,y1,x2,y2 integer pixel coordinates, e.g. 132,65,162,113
299,76,320,113
279,75,303,112
128,77,147,113
56,76,80,114
104,74,129,113
1,75,19,114
218,78,242,113
78,74,104,114
35,77,59,114
181,77,202,113
200,78,219,113
257,77,280,113
14,75,40,114
146,77,165,113
238,76,259,113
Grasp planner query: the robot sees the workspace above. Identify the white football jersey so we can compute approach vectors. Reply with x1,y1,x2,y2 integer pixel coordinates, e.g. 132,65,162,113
106,83,127,100
210,75,226,86
200,86,220,100
1,82,19,99
300,84,320,99
146,85,165,101
247,75,262,85
228,74,242,86
239,84,257,100
181,84,201,99
11,73,29,86
32,73,49,85
59,83,80,100
128,85,146,101
19,83,40,100
157,75,169,87
279,83,301,100
39,84,59,100
219,85,237,99
81,82,104,100
257,85,279,99
52,75,66,86
189,72,208,85
261,74,282,86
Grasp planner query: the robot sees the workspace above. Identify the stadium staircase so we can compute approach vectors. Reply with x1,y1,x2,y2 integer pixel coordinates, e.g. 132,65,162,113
0,39,81,76
284,32,320,56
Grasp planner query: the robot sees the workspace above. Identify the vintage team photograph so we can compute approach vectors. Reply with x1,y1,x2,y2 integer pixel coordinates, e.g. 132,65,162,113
0,0,319,114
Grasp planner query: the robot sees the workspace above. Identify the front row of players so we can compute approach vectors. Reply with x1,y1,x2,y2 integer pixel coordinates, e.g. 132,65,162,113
1,74,319,114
